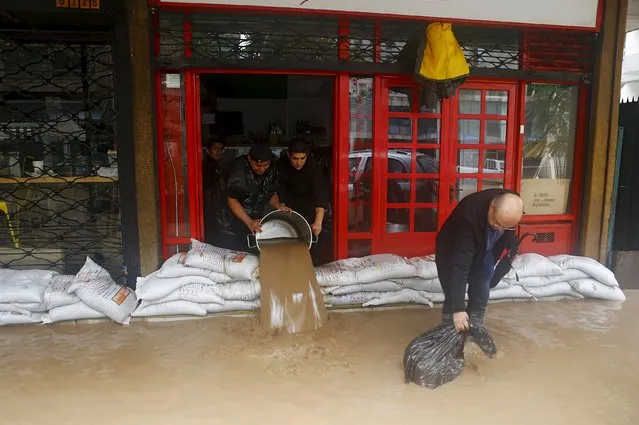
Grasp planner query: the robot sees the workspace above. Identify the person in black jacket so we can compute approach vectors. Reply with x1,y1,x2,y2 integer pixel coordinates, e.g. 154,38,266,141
436,189,524,333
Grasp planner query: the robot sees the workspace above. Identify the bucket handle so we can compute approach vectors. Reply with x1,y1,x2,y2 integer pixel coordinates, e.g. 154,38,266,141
246,233,257,249
311,233,319,244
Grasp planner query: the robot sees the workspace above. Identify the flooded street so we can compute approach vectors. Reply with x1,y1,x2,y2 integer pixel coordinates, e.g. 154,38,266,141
1,292,637,425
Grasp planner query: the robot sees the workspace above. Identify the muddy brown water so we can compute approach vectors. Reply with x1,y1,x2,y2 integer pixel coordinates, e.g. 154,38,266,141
1,292,638,425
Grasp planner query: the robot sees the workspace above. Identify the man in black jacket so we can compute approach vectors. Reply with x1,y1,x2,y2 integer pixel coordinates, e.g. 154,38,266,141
436,189,524,333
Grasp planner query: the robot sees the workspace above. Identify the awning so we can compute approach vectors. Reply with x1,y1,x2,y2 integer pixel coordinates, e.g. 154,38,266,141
620,81,639,103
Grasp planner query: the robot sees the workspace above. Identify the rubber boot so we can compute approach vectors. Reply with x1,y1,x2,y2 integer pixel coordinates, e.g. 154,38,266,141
468,310,486,327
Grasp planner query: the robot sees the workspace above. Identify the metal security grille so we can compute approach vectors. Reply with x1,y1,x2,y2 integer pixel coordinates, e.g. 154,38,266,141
0,32,123,280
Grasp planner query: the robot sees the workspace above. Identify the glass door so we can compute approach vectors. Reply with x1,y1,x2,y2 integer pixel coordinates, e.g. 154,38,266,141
446,82,518,215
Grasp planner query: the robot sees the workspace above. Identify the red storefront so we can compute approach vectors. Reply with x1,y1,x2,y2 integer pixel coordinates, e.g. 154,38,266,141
150,0,602,263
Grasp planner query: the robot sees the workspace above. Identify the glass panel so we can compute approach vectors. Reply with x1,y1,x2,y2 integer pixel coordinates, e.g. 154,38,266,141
348,239,372,257
482,178,504,191
389,87,413,112
418,87,441,113
387,179,411,204
348,77,373,232
388,155,410,174
418,118,440,144
166,244,191,257
389,118,412,143
486,90,508,115
485,120,507,144
415,208,438,232
416,179,439,203
459,89,481,114
386,209,410,233
416,149,440,174
521,84,578,215
484,149,506,174
457,149,479,173
161,73,190,238
457,178,478,201
458,119,480,144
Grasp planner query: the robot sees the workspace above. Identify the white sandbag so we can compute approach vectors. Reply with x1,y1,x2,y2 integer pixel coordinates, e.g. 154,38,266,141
0,311,44,325
505,269,589,287
132,300,207,317
156,252,234,282
68,257,138,324
44,302,107,324
393,277,443,292
323,292,388,306
419,291,446,303
330,280,401,296
362,289,434,307
204,300,260,313
151,283,225,305
409,255,438,280
353,254,417,284
184,239,233,273
43,275,80,310
0,269,57,303
213,281,261,301
569,278,626,301
489,282,582,300
315,259,358,287
135,273,216,301
551,255,619,287
505,253,563,279
223,252,259,281
0,303,40,315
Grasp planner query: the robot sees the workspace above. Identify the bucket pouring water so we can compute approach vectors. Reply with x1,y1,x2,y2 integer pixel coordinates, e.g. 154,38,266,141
247,209,318,251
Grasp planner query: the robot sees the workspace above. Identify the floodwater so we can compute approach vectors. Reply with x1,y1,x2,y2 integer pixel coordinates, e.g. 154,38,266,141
1,292,638,425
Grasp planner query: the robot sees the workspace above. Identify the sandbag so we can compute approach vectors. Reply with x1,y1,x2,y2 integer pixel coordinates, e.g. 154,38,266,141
504,269,589,287
223,252,260,281
0,311,44,326
409,255,438,279
569,278,626,301
213,281,261,301
132,300,207,317
44,302,106,323
353,254,417,284
403,321,496,389
393,277,442,292
551,255,619,287
489,282,582,300
323,292,388,306
156,252,233,282
184,239,232,273
315,259,358,287
0,269,57,303
68,257,138,324
362,289,433,307
150,283,225,305
135,273,217,301
330,281,401,296
43,275,80,310
204,300,260,313
0,303,40,315
505,253,563,280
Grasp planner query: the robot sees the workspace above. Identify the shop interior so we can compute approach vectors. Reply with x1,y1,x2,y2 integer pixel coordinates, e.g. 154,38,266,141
199,73,334,263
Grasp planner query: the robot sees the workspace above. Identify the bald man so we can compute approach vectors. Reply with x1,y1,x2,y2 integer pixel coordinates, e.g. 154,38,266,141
435,189,524,333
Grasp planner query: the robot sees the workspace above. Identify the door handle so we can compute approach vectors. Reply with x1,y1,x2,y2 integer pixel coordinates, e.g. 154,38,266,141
449,184,458,203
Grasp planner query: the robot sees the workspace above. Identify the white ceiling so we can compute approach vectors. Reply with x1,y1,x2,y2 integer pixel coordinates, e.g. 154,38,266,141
628,0,639,32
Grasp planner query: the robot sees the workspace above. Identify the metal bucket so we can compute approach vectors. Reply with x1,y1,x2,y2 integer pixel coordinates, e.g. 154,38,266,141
247,210,317,251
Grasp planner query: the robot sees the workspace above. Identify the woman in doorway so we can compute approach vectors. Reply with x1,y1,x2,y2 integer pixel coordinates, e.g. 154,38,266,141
276,139,330,265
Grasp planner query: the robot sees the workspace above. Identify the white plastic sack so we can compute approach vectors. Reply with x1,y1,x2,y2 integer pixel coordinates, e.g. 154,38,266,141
315,259,358,287
132,300,207,317
223,252,260,281
393,277,442,292
204,300,260,313
213,281,261,301
0,311,44,326
323,292,388,306
0,303,41,315
68,257,138,324
43,275,80,310
184,239,233,273
569,278,626,301
353,254,417,284
505,253,563,280
0,269,57,303
44,302,107,324
409,255,438,280
505,269,589,287
330,281,401,296
551,255,620,287
151,283,225,305
489,282,582,300
362,289,433,307
135,273,216,301
419,291,446,303
156,252,234,282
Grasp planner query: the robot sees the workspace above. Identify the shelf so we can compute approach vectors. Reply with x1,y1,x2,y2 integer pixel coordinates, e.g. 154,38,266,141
0,176,119,185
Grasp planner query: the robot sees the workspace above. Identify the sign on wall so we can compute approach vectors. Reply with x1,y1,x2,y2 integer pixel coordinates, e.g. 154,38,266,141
159,0,600,29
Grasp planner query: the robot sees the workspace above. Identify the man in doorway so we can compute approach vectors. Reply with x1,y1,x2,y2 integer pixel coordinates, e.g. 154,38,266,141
435,189,524,333
226,144,289,252
276,139,329,265
202,138,232,246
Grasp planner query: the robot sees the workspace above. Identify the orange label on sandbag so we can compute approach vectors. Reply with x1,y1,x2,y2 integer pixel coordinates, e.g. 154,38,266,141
112,287,131,305
232,253,247,263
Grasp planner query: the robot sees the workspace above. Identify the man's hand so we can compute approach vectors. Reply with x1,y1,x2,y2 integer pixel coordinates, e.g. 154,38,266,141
249,219,262,234
311,221,322,236
278,204,292,213
453,311,470,333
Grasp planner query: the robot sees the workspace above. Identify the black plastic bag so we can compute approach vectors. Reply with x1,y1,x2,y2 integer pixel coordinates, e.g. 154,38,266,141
403,321,497,389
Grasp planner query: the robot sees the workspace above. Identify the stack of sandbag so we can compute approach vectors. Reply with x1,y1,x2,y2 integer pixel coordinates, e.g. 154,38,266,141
0,269,57,325
132,239,260,318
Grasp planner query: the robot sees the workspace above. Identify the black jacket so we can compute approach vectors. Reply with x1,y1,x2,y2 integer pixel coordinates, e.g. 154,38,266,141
435,189,518,313
275,156,329,222
226,155,279,219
